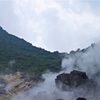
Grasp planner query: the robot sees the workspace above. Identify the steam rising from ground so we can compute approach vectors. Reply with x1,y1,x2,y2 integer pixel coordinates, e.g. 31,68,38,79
11,44,100,100
62,44,100,78
11,72,74,100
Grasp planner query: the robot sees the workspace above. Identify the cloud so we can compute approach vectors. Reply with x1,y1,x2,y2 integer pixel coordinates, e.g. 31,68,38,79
0,0,20,36
0,0,100,52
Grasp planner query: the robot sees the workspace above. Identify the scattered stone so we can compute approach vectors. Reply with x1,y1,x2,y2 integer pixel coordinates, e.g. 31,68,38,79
76,97,87,100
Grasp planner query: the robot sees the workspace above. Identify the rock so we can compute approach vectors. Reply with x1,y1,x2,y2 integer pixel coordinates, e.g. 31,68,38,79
0,79,6,89
76,97,87,100
70,70,88,86
0,89,10,100
55,70,95,91
0,93,10,100
6,72,42,94
0,79,10,100
0,71,42,99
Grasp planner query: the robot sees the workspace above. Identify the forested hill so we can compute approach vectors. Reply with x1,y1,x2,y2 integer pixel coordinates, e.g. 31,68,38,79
0,26,62,75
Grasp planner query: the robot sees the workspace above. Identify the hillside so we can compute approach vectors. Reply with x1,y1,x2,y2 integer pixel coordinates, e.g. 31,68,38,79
0,27,62,75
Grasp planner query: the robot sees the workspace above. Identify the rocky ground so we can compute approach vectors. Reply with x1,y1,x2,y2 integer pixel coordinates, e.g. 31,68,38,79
55,70,98,100
0,70,98,100
0,72,42,100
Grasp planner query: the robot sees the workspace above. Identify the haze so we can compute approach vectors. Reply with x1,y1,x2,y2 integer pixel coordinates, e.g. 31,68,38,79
0,0,100,52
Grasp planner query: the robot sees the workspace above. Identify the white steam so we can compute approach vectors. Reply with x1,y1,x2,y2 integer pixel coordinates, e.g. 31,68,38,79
11,43,100,100
62,44,100,78
11,72,74,100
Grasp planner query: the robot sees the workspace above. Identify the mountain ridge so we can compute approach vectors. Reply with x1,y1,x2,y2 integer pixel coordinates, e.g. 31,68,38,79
0,26,62,75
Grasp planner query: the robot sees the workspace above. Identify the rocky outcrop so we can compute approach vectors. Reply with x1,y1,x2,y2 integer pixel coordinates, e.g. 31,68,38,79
55,70,96,91
0,79,10,100
8,73,41,94
0,72,42,100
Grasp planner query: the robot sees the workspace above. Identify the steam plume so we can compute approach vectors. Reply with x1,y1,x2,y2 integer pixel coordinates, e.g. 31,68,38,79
11,43,100,100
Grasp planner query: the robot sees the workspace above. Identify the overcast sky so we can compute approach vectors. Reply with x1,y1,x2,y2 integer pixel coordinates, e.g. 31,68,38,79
0,0,100,52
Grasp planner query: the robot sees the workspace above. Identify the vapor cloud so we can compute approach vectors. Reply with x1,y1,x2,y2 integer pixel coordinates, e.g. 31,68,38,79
11,72,76,100
62,43,100,78
11,43,100,100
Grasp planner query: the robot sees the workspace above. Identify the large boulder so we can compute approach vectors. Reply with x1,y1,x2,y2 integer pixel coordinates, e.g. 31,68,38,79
55,70,95,90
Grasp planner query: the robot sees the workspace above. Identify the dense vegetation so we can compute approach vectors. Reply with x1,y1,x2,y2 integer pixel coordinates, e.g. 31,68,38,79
0,27,62,75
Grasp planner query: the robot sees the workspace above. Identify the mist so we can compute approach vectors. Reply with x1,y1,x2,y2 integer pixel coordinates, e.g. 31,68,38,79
11,72,75,100
11,43,100,100
62,43,100,78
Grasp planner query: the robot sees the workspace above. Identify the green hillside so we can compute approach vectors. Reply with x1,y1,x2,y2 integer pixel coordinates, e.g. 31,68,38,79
0,27,62,75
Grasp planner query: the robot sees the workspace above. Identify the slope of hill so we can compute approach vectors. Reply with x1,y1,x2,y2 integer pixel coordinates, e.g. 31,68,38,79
0,27,62,75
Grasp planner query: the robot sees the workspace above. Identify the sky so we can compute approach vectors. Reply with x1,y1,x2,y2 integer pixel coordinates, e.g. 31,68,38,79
0,0,100,52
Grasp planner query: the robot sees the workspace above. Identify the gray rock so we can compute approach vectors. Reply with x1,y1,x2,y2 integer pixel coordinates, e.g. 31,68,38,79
55,70,95,91
76,97,87,100
0,79,6,89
